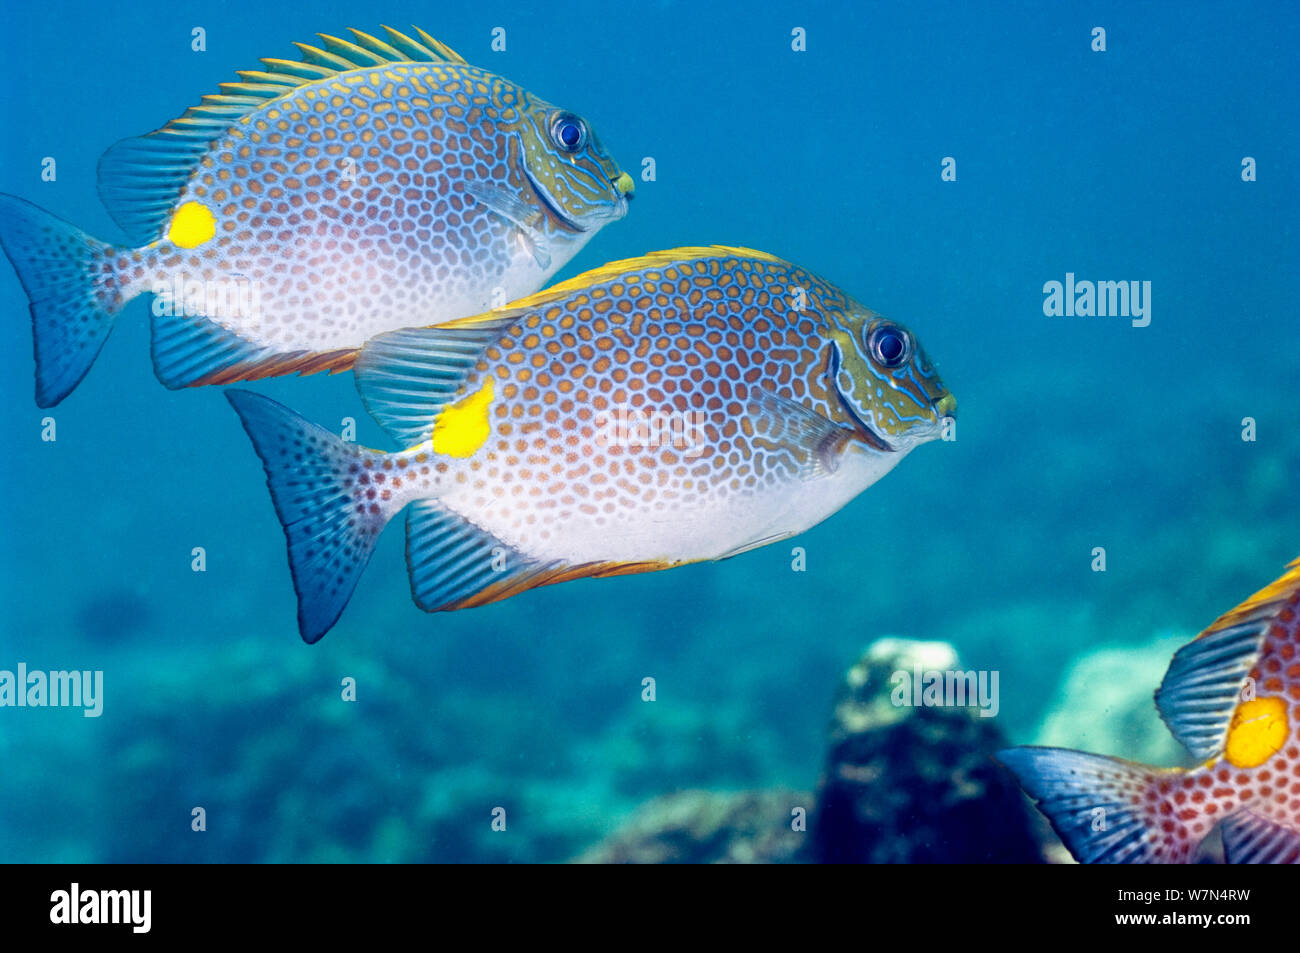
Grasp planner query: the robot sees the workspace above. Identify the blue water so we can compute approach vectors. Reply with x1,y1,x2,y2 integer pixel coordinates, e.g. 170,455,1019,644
0,1,1296,862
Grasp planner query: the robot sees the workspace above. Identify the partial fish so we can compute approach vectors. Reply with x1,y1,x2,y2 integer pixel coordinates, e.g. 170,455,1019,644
998,558,1300,863
228,246,957,642
0,25,633,407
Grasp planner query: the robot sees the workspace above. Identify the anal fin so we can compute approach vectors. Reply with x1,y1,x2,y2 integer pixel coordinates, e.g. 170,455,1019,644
405,500,679,612
152,307,355,388
1222,810,1300,864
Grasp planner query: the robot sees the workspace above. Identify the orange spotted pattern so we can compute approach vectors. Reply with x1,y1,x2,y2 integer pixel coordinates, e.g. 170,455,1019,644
366,250,951,556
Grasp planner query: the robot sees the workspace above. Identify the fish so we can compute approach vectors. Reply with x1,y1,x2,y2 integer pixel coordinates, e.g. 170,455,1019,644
997,557,1300,863
226,246,957,643
0,25,633,407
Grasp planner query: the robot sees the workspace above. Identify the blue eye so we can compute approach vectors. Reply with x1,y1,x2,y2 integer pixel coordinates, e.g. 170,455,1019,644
550,113,586,152
868,324,911,368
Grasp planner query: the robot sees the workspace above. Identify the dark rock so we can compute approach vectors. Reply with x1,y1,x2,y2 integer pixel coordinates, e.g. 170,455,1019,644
810,638,1051,863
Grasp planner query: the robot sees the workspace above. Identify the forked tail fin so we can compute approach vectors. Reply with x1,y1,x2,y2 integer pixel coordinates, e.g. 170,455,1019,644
0,193,125,407
995,747,1198,863
226,389,393,642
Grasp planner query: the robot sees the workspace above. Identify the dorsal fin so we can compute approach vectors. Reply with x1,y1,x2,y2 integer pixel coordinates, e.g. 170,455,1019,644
1155,556,1300,760
97,26,466,245
1199,556,1300,639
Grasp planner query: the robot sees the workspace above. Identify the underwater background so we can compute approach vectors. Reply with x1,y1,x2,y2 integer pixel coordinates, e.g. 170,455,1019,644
1,0,1296,862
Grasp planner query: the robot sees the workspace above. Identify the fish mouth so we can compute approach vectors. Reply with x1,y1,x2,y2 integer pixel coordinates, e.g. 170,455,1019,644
837,387,956,453
933,391,957,421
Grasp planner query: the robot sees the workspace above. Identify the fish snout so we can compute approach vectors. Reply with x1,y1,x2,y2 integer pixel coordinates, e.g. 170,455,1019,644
933,391,957,422
610,172,634,218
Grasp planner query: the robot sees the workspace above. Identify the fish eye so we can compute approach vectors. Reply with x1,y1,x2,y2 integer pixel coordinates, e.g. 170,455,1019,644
867,323,911,368
550,113,587,153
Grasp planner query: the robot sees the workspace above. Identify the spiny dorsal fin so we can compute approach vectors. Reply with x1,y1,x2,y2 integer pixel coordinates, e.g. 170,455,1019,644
1154,556,1300,760
97,26,466,245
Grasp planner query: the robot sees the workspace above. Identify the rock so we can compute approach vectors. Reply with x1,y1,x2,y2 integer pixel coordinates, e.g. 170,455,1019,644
1032,633,1193,768
810,638,1050,863
572,789,811,864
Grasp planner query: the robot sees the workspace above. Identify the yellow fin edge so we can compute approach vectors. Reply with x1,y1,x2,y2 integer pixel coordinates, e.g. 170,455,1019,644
1202,554,1300,638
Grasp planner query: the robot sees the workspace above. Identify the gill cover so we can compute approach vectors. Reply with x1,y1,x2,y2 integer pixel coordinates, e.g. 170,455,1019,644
516,104,629,229
826,312,952,443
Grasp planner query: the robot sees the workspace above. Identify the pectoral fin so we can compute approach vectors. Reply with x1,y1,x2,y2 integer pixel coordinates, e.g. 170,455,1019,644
461,180,551,270
746,388,857,479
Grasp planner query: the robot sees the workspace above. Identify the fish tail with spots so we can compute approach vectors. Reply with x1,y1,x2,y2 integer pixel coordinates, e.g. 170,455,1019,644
1000,556,1300,864
226,390,404,644
228,378,561,643
994,749,1201,862
0,193,128,407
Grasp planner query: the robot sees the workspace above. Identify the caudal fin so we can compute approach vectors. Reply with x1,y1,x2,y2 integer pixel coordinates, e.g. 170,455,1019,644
0,194,123,407
226,390,392,643
996,747,1197,863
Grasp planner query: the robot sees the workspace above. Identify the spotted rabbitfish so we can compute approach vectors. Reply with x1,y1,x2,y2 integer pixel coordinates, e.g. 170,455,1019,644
227,246,956,642
0,26,633,407
999,557,1300,863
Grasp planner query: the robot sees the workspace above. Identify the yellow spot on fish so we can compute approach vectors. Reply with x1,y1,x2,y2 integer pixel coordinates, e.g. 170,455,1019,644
1224,696,1288,768
431,379,494,458
614,172,635,195
168,202,216,249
